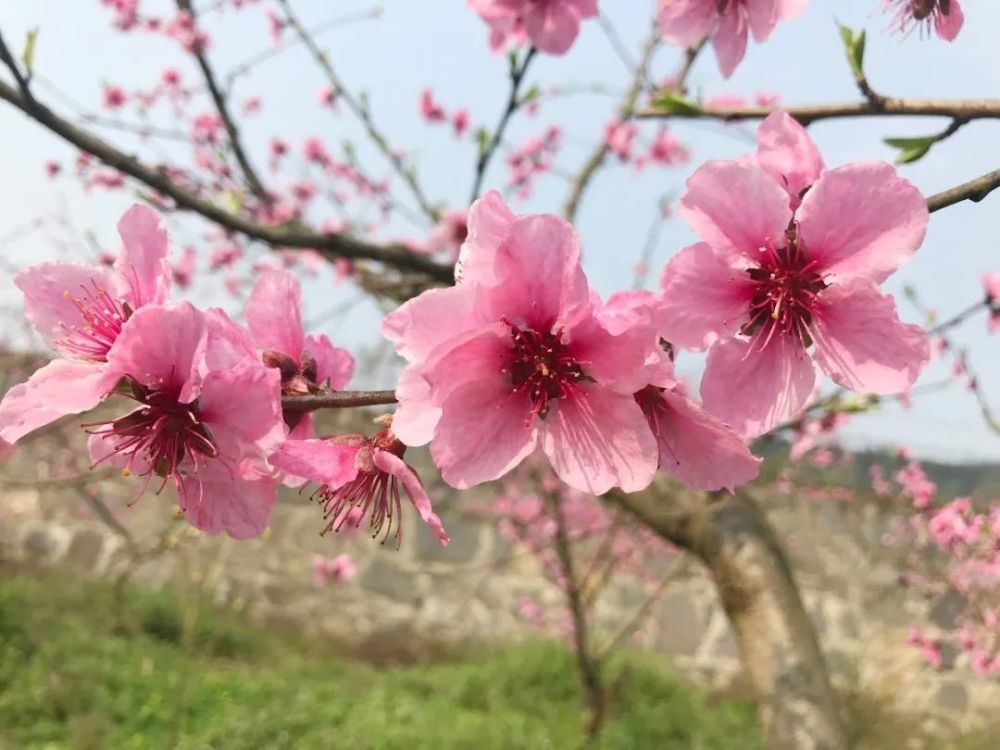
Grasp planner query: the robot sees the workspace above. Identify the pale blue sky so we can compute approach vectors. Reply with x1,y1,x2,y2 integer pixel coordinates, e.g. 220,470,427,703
1,1,997,461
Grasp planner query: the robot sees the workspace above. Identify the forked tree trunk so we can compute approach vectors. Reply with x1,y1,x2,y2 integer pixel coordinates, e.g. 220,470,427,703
606,482,848,750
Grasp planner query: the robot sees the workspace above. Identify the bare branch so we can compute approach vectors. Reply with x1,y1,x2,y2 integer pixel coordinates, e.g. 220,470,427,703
0,77,453,282
277,0,439,223
281,390,397,412
926,167,1000,212
0,30,34,103
547,491,607,741
637,98,1000,124
469,47,538,205
175,0,269,201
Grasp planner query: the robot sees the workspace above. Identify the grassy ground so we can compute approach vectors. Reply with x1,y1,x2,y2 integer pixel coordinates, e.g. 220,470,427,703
0,568,762,749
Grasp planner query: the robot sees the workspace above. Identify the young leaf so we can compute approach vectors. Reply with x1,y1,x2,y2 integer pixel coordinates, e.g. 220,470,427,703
837,24,866,79
476,127,491,160
650,92,703,116
21,28,39,76
884,135,937,164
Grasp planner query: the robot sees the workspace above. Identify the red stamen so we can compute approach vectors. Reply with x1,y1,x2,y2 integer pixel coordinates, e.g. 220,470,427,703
502,321,588,425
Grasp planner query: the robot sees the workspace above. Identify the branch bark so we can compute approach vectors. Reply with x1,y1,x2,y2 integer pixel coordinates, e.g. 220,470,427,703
926,167,1000,212
548,492,607,742
281,390,397,412
637,98,1000,124
606,482,848,750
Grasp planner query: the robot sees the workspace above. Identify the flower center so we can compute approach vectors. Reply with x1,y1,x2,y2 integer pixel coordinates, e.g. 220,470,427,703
910,0,941,20
87,383,218,493
742,241,827,348
313,430,408,548
504,323,587,423
54,280,132,362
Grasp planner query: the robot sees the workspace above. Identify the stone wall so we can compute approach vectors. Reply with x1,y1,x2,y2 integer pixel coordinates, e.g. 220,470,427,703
2,470,999,746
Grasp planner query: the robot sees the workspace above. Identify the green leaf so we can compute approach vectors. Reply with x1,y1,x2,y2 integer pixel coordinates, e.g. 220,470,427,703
520,85,541,105
883,135,937,164
649,92,703,115
837,24,866,79
21,28,39,76
475,127,490,160
507,48,519,75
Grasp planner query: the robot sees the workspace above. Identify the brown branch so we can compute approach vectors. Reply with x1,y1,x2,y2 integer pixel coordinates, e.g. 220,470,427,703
0,30,34,103
175,0,268,201
0,77,453,282
276,0,439,223
281,389,397,412
562,21,661,222
926,167,1000,212
469,46,537,204
547,491,607,742
637,98,1000,124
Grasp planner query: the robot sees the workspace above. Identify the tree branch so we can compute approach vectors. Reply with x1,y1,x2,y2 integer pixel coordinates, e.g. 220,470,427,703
637,98,1000,124
547,491,607,742
175,0,269,201
0,30,34,103
469,47,537,205
281,390,397,412
926,167,1000,212
0,77,453,282
277,0,439,223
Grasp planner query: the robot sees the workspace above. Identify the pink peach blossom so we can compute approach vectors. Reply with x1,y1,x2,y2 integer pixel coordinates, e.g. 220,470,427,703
88,302,285,538
469,0,598,55
384,193,662,494
425,210,469,263
453,108,471,138
102,85,127,110
882,0,964,41
0,205,172,444
983,272,1000,333
312,553,356,586
657,112,929,436
246,269,354,441
658,0,806,78
270,428,449,548
604,119,637,161
419,89,447,123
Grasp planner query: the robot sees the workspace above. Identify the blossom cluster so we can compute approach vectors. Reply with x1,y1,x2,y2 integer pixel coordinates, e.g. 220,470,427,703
2,111,932,545
881,459,1000,676
0,206,447,547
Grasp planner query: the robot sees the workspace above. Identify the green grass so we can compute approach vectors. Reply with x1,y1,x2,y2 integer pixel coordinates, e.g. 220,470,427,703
0,568,762,749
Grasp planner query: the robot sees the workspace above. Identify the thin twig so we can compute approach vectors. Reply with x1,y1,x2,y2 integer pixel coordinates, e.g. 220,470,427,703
547,492,607,742
281,389,397,412
929,300,988,335
175,0,269,201
0,76,453,282
277,0,438,222
563,20,661,222
469,47,538,204
223,6,381,88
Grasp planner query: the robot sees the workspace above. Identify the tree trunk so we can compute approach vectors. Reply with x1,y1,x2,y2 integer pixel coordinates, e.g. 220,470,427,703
606,482,848,750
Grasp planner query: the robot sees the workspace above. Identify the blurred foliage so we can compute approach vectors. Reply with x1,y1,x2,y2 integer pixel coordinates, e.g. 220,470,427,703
0,567,760,749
